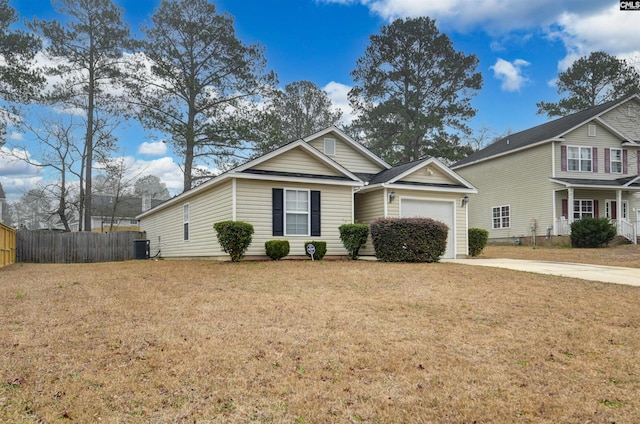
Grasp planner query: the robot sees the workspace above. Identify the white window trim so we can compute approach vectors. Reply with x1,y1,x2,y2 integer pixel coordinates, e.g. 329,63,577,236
605,199,629,220
492,205,510,229
573,199,593,219
610,148,623,174
284,188,310,236
567,145,593,172
183,203,190,241
324,137,336,156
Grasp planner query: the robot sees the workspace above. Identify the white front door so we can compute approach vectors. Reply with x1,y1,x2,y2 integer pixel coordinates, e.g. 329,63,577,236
400,198,455,259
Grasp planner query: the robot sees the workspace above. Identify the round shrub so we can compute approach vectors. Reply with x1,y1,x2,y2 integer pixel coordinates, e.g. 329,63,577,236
370,218,448,262
468,227,489,257
304,241,327,260
213,221,254,262
339,223,369,260
570,217,616,248
265,240,290,260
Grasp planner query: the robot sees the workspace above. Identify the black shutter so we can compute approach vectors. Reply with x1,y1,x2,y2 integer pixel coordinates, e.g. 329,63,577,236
311,190,321,237
272,188,283,236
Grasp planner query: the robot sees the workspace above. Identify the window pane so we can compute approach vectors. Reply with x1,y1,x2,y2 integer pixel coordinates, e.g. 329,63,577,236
286,213,308,235
286,190,308,212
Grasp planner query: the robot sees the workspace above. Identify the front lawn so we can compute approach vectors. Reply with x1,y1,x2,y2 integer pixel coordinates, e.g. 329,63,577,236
2,260,639,422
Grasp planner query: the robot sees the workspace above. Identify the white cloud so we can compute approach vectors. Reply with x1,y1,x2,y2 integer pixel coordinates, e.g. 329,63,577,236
0,147,43,201
321,1,640,72
138,141,168,156
323,81,357,125
8,132,24,141
550,6,640,70
490,58,531,92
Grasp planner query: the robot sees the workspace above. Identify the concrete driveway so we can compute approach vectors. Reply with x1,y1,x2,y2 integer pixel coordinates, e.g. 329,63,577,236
443,258,640,287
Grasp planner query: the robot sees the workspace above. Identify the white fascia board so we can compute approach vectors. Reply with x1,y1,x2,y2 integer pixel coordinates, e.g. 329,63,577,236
303,126,391,170
137,173,231,219
556,95,640,139
452,138,558,170
231,172,362,186
235,139,362,183
623,176,640,187
549,178,640,191
388,157,477,190
593,117,633,142
360,182,477,194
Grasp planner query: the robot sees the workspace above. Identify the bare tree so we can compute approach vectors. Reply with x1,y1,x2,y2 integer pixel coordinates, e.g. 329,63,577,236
28,0,132,231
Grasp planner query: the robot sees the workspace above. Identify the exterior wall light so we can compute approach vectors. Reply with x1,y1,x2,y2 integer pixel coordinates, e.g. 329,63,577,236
461,195,469,207
388,191,396,203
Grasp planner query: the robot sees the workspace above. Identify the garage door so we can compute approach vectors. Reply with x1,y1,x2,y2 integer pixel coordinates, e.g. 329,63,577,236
400,199,455,259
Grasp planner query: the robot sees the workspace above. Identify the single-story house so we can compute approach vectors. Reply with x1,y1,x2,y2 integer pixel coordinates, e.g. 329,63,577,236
138,127,478,259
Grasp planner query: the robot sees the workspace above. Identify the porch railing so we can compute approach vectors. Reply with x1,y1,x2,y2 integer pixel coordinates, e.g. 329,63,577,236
554,217,637,244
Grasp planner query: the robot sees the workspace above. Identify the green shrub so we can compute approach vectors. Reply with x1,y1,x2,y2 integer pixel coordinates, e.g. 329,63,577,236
570,217,616,248
370,218,448,262
339,223,369,260
304,241,327,260
213,221,254,262
468,227,489,257
265,240,290,260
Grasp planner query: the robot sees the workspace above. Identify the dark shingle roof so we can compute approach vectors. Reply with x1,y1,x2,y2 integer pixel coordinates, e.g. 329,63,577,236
453,96,634,168
367,159,426,184
551,177,640,188
241,169,354,181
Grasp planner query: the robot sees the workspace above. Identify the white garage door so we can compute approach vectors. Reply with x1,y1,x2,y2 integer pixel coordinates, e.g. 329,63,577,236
400,199,455,259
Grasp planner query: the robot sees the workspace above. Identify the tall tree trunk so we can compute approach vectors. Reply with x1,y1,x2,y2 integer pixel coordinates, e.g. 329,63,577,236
84,51,95,232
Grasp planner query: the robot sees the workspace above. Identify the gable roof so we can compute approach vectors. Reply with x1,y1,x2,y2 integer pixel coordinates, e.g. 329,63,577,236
303,126,391,170
453,94,640,169
361,157,477,193
138,138,363,219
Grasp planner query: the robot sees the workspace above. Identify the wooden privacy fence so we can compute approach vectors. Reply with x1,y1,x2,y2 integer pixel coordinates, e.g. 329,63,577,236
1,223,16,268
17,230,145,263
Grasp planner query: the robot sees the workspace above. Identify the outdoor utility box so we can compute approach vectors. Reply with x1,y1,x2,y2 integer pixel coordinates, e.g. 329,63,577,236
133,239,150,260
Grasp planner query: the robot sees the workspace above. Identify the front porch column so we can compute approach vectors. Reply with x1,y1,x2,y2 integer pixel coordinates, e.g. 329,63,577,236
616,189,623,233
568,188,574,222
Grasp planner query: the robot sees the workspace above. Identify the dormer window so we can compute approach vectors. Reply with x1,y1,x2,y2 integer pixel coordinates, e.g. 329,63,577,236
324,138,336,156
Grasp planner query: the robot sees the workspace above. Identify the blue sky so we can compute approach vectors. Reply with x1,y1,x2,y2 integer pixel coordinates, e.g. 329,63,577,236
2,0,640,202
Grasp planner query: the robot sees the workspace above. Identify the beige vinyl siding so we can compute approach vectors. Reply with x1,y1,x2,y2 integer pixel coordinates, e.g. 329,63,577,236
141,180,233,258
388,189,468,257
601,99,640,141
556,123,635,181
307,136,386,174
251,147,343,176
399,166,457,185
235,179,352,257
354,190,386,256
456,143,556,240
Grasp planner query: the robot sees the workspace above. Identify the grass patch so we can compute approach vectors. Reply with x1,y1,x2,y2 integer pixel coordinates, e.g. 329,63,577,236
1,259,639,422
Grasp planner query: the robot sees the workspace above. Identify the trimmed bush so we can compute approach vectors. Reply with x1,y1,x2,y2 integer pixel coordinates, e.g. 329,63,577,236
339,223,369,260
370,218,448,262
468,227,489,257
570,217,616,248
304,241,327,260
265,240,290,260
213,221,254,262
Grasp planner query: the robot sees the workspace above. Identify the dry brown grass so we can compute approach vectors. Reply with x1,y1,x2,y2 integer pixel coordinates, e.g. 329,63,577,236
2,259,640,423
481,244,640,268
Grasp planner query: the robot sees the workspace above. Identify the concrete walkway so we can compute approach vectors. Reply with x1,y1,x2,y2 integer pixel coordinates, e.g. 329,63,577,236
442,258,640,287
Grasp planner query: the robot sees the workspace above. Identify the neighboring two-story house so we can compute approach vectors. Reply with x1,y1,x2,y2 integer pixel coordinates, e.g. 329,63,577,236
452,94,640,244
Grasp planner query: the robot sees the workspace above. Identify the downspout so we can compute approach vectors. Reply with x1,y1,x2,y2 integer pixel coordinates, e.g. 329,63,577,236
232,178,237,221
383,187,388,218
